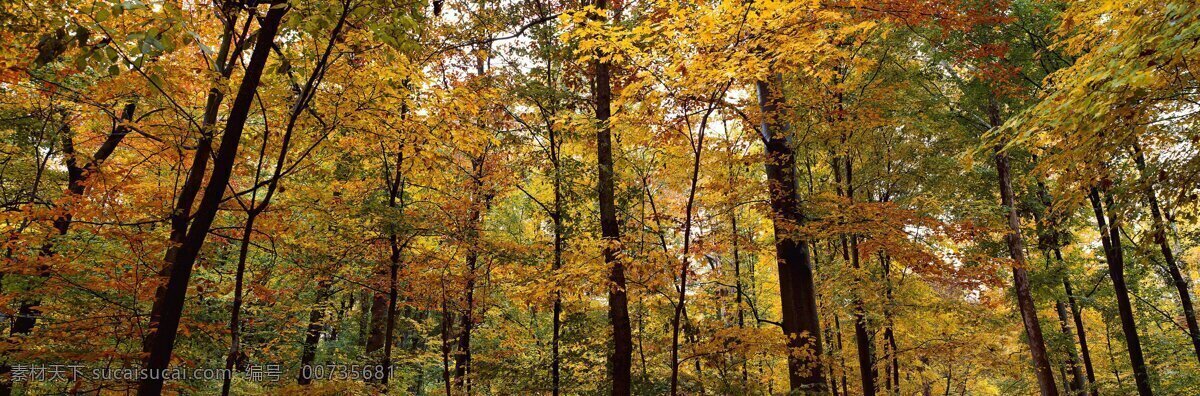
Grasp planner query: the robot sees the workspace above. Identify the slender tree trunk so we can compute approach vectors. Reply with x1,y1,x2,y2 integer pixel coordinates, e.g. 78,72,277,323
733,209,749,389
1032,179,1089,396
298,280,332,385
835,312,849,396
1087,187,1152,396
220,214,257,396
137,6,287,395
455,154,491,395
1054,295,1087,395
1058,253,1098,396
1132,145,1200,362
833,154,877,396
881,253,900,394
441,292,453,396
988,98,1058,396
454,251,476,392
550,111,565,396
592,0,631,394
670,97,721,395
755,74,825,392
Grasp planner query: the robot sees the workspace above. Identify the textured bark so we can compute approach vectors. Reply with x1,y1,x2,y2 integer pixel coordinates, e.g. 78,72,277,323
137,6,287,395
1087,187,1152,396
755,74,825,392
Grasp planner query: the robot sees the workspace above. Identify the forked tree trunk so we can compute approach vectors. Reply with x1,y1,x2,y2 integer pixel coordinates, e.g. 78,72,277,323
137,6,287,395
1087,187,1152,396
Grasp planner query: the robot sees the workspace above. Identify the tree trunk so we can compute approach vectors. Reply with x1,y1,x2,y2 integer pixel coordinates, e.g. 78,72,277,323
1132,145,1200,362
833,154,877,396
987,96,1058,396
298,280,332,385
755,74,825,392
220,214,257,396
669,97,719,395
592,0,632,394
137,6,287,395
1058,253,1098,396
551,118,565,396
881,253,900,394
1087,187,1152,396
992,146,1058,396
455,154,490,394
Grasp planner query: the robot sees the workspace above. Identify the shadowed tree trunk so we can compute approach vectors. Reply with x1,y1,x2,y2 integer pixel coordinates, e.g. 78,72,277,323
591,0,632,394
137,5,288,395
993,146,1058,396
1087,186,1152,396
298,279,332,385
755,73,825,392
988,98,1058,396
1057,248,1098,396
833,153,877,396
1033,178,1092,396
1132,144,1200,362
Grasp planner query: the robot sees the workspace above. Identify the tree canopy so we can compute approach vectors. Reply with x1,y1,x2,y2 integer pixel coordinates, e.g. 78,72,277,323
1,0,1199,394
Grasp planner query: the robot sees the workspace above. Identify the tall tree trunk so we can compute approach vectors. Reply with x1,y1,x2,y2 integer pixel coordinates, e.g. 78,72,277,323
994,147,1058,396
222,8,345,392
1057,250,1098,396
833,154,877,396
591,0,632,394
669,96,720,395
1132,145,1200,362
454,251,476,392
220,215,257,396
137,6,287,395
755,74,825,392
988,97,1058,396
550,120,565,396
1031,179,1089,396
733,208,749,388
1087,187,1152,396
881,253,900,394
455,154,491,394
1054,295,1087,395
298,279,333,385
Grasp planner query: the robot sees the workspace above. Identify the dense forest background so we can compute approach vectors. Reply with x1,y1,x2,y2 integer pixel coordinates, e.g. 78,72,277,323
1,0,1199,394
